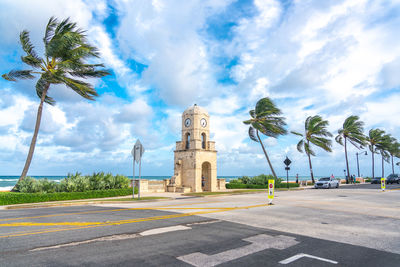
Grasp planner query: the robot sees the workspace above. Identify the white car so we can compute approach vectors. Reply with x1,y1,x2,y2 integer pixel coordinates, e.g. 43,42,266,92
314,177,339,189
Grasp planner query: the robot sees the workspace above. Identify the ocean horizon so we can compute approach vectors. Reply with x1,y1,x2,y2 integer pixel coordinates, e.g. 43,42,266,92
0,175,347,191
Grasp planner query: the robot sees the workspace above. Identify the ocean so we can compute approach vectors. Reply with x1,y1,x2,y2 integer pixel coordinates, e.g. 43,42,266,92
0,175,340,191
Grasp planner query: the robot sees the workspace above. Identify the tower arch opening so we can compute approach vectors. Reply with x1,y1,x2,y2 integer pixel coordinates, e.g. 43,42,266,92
185,133,190,149
201,133,206,149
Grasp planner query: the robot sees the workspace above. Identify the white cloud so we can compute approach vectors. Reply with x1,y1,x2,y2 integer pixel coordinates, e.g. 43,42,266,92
1,0,399,177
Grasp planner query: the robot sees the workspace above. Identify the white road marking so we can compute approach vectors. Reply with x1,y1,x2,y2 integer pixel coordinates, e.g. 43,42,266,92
31,233,141,251
279,253,338,264
31,225,191,251
140,225,191,236
177,234,299,267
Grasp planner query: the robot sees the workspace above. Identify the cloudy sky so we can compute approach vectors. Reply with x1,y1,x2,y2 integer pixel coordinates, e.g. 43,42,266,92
0,0,399,178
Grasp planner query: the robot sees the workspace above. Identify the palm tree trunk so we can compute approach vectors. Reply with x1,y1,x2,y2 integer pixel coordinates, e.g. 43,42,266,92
307,152,315,184
391,155,395,175
256,130,277,179
344,137,350,184
371,146,375,179
14,83,50,190
306,140,315,184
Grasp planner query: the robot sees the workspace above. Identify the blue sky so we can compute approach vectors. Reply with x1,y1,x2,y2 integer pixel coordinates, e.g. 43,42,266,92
1,0,400,177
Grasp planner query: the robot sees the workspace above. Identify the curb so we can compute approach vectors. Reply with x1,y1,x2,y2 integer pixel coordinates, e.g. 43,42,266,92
1,196,174,210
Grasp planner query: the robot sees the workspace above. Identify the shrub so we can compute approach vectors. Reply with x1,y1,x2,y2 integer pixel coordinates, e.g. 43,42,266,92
14,177,41,193
114,174,130,189
14,173,131,193
37,179,59,193
229,174,281,187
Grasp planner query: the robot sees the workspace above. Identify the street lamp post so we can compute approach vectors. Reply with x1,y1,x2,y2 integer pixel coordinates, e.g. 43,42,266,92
356,151,368,177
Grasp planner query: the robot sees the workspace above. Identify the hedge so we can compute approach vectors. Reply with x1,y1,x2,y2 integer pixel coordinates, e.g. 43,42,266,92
226,183,299,189
0,188,137,206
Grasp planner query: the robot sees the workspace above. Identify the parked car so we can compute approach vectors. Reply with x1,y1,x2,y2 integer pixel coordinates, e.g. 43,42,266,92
386,174,399,184
314,177,339,189
371,177,389,184
371,177,379,184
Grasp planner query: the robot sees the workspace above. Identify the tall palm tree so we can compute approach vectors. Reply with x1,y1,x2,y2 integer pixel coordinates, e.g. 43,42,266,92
2,17,109,187
365,129,386,179
335,116,366,184
243,97,287,179
377,134,392,178
387,138,400,175
291,115,332,184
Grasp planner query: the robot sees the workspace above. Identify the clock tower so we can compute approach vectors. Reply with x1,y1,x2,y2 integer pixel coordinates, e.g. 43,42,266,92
169,104,219,192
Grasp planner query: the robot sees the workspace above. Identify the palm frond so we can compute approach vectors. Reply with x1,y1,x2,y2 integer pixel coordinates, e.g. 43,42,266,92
61,77,98,100
2,70,34,81
304,142,316,156
248,127,259,143
36,77,55,105
43,17,58,47
335,135,344,146
297,139,304,153
19,31,42,68
291,131,303,137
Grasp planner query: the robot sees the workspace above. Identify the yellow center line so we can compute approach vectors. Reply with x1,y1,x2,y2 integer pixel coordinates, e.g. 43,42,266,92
0,201,221,222
0,203,268,238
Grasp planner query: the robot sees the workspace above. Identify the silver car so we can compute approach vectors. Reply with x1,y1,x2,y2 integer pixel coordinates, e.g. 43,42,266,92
314,177,339,189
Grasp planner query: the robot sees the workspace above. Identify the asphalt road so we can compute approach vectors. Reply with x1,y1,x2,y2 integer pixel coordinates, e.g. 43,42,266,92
336,183,400,190
1,187,399,266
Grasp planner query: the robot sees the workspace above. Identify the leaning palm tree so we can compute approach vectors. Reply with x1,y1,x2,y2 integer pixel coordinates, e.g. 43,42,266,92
243,97,287,179
335,115,366,184
377,134,392,178
387,138,400,175
2,17,109,188
365,129,386,179
291,115,332,184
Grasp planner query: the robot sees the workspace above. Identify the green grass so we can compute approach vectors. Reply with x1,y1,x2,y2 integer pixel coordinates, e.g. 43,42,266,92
93,197,170,202
183,189,266,197
0,188,137,206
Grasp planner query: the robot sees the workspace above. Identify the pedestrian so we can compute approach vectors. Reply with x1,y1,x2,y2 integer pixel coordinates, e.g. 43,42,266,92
353,175,356,184
331,174,335,179
296,174,299,184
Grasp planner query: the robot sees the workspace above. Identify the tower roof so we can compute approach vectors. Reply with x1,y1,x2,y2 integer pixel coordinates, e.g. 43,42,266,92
183,104,208,115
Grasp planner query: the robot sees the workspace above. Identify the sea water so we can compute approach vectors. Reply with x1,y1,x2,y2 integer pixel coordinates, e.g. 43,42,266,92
0,175,340,191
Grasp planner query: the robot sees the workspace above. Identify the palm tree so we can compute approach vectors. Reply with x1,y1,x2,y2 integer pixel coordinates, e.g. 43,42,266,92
335,116,366,184
377,134,392,178
243,97,287,178
2,17,109,188
365,129,386,179
387,138,400,175
291,115,332,184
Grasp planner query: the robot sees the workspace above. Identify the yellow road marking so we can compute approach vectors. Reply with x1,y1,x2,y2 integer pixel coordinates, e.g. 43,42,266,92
0,201,220,222
0,203,268,238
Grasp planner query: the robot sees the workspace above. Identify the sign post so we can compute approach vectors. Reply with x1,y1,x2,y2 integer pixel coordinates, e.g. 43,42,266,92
381,177,385,191
284,157,292,190
268,179,274,204
131,139,145,199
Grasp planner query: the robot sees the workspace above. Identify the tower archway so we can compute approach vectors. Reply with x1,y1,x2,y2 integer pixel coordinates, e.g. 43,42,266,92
185,133,190,149
201,162,211,191
201,133,206,149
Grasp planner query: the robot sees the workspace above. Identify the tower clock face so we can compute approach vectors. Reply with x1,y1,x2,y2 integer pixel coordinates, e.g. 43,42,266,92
185,118,191,127
200,118,207,127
